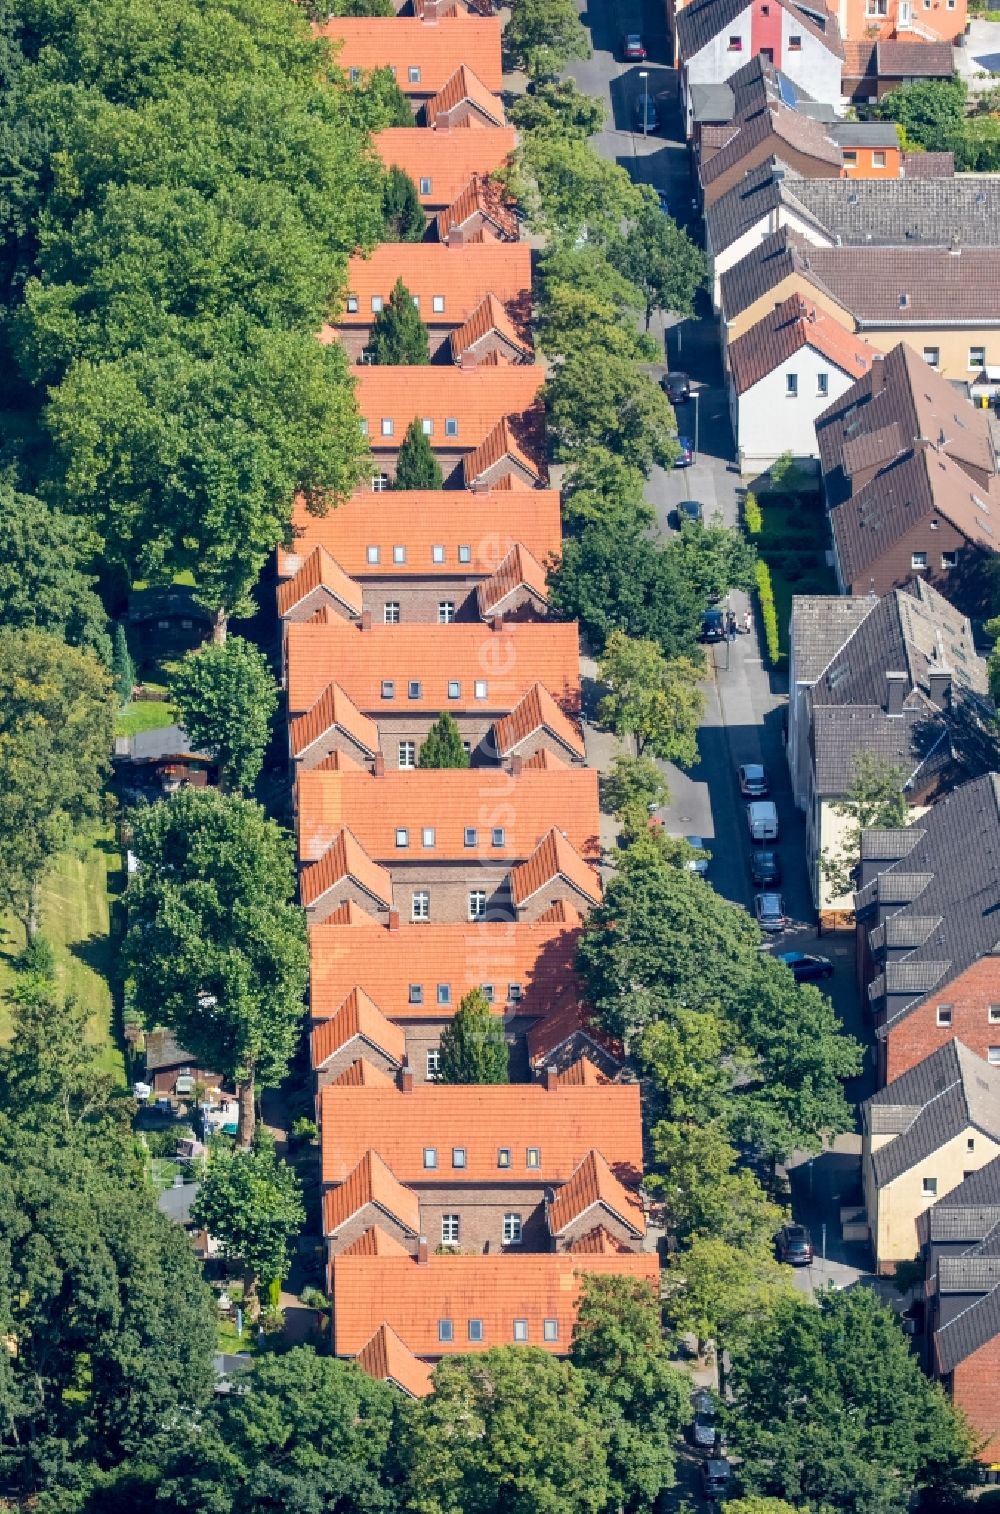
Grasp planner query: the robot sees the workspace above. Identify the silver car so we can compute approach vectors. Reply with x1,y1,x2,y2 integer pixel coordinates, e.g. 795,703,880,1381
739,762,769,797
755,892,787,932
685,836,710,876
689,1389,717,1450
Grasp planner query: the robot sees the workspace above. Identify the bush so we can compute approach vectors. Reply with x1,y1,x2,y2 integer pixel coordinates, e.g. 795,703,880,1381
755,560,781,666
291,1116,318,1146
743,491,762,536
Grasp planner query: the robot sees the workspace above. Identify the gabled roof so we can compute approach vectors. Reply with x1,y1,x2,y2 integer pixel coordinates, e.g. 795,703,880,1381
289,681,380,762
493,681,587,761
475,542,550,617
318,17,503,94
278,487,560,581
701,103,842,195
877,39,955,77
355,365,544,451
935,1284,1000,1375
356,1323,433,1399
373,127,517,206
300,829,394,911
321,1078,644,1187
321,900,381,928
276,546,362,620
525,996,620,1070
462,415,545,488
548,1149,646,1237
425,64,506,125
706,158,830,256
779,173,1000,248
309,912,584,1023
450,293,533,365
311,987,406,1069
286,620,581,718
322,1149,421,1236
867,1040,1000,1187
329,1058,398,1088
334,243,531,331
790,247,1000,328
331,1250,659,1357
566,1225,634,1255
552,1056,609,1087
719,227,849,323
339,1225,413,1259
729,293,874,396
928,1156,1000,1243
296,765,601,865
677,0,842,61
509,828,603,909
437,174,520,242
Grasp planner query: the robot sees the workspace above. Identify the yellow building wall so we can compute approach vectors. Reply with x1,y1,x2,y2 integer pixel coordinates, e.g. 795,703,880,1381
724,275,853,351
876,1127,1000,1268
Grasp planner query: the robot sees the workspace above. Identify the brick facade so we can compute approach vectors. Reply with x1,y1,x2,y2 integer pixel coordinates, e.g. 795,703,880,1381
882,958,1000,1086
950,1334,1000,1464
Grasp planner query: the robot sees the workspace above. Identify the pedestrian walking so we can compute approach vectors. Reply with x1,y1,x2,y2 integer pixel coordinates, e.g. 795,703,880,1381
743,608,752,635
727,611,737,641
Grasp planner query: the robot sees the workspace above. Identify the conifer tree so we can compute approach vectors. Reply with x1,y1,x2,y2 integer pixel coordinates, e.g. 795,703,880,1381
369,277,430,365
382,166,427,242
395,418,443,490
438,988,509,1083
418,711,469,768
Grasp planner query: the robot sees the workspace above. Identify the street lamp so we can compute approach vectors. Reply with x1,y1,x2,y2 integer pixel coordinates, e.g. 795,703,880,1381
639,69,648,138
692,387,700,460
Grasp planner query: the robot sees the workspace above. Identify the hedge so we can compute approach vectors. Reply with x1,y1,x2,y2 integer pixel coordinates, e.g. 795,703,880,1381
755,559,781,666
743,490,762,536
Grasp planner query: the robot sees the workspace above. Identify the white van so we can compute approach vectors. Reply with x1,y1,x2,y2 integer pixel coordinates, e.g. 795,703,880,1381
747,800,779,843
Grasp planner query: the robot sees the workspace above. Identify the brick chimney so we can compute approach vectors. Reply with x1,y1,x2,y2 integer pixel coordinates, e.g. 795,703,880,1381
420,0,440,20
373,751,385,778
448,224,465,248
387,908,400,931
870,355,886,396
886,670,907,716
360,609,372,632
510,754,523,777
928,668,953,710
543,1065,558,1090
417,1235,429,1264
491,613,505,633
461,350,478,372
434,111,451,129
400,1065,414,1093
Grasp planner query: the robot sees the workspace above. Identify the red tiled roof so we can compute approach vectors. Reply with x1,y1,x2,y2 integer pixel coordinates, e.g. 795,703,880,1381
437,174,519,242
534,900,584,926
289,681,380,762
333,243,530,331
426,64,506,125
339,1225,413,1259
450,292,533,365
311,987,406,1069
373,128,517,206
320,1079,644,1187
355,365,544,451
276,545,362,620
317,17,503,94
300,828,393,910
476,543,550,617
462,414,544,487
566,1225,634,1255
297,764,600,866
331,1250,660,1356
309,913,583,1023
277,488,560,581
729,294,875,396
329,1058,398,1088
318,899,381,929
553,1056,610,1088
547,1149,646,1238
509,828,603,909
526,996,620,1069
285,621,582,718
356,1323,433,1399
522,748,569,771
322,1149,421,1236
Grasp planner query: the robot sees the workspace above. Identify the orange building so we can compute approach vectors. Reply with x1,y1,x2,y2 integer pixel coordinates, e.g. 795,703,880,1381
833,0,964,43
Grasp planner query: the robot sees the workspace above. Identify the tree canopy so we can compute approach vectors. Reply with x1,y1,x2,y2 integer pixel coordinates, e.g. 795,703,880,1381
418,711,469,768
0,475,110,661
395,418,444,490
544,351,679,473
608,202,707,328
437,988,509,1084
124,787,308,1146
597,631,705,763
511,134,645,249
168,636,278,792
503,0,591,78
191,1132,304,1307
369,277,430,365
509,79,605,139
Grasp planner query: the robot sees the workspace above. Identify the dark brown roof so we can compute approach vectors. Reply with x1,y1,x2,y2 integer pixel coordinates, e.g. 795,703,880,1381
901,151,956,179
799,246,1000,326
678,0,842,61
728,292,873,395
700,103,842,191
719,226,842,321
877,39,955,76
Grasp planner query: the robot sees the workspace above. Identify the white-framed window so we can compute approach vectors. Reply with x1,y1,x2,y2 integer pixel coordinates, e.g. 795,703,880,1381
420,177,432,195
412,294,420,310
474,679,487,700
445,418,458,437
452,1147,466,1168
464,827,477,847
513,1318,528,1342
989,1047,1000,1065
989,1005,1000,1023
509,983,522,1002
432,294,445,313
408,65,421,83
346,294,359,313
922,1176,938,1196
367,544,380,564
448,680,460,699
426,1047,440,1078
438,1318,453,1342
408,680,421,700
497,1147,511,1168
381,417,393,436
372,473,389,493
441,1214,459,1244
409,983,423,1005
727,34,742,47
422,418,433,436
350,66,361,81
936,1005,953,1026
469,890,487,920
468,1318,484,1342
872,151,886,168
492,827,505,847
482,983,494,1002
786,373,798,397
371,295,383,313
968,1136,976,1152
503,1213,523,1245
437,984,451,1005
843,150,857,165
423,1147,437,1169
382,680,395,699
438,602,455,624
384,602,400,625
432,544,445,563
924,347,940,368
399,741,416,769
412,890,430,921
866,0,887,13
911,551,928,569
817,373,829,396
788,32,801,46
395,828,409,849
526,1147,540,1169
360,417,369,437
941,551,957,570
393,545,406,564
422,827,435,848
970,346,987,369
458,544,471,563
543,1319,559,1342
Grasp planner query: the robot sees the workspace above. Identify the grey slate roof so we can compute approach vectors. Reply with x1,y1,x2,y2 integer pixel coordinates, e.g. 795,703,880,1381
789,591,872,683
861,775,1000,1031
691,81,735,122
867,1039,1000,1187
781,173,1000,247
932,1156,1000,1219
828,121,900,148
936,1284,1000,1372
707,159,828,255
677,0,841,59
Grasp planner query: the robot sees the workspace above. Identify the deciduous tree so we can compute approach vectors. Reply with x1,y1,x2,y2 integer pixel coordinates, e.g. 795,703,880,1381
503,0,591,78
395,417,443,490
649,1118,784,1250
168,636,278,793
369,277,430,365
597,631,704,763
544,351,679,473
191,1133,304,1309
820,752,909,900
663,1237,800,1357
511,135,645,248
418,711,469,768
602,752,670,839
0,477,109,661
874,77,966,153
124,788,308,1146
437,988,509,1083
609,201,707,327
509,79,605,138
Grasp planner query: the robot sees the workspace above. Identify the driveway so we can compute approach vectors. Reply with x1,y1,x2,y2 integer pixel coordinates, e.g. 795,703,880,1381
955,20,1000,91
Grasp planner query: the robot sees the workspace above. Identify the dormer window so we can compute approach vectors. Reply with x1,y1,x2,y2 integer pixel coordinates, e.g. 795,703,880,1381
381,417,394,437
422,418,433,436
346,294,359,313
432,545,445,563
420,177,432,195
396,828,409,849
432,295,445,313
408,65,421,83
381,680,395,699
408,680,422,699
448,680,460,699
371,295,383,313
393,545,406,564
445,418,458,437
458,544,471,563
367,545,380,564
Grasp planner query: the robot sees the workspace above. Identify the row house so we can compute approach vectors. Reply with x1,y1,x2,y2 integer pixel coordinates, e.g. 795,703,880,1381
329,242,531,362
277,487,561,629
318,16,503,104
308,901,618,1087
320,1070,645,1263
842,39,957,102
354,365,546,488
373,126,516,211
285,619,584,771
295,760,602,924
334,1246,660,1396
856,774,1000,1087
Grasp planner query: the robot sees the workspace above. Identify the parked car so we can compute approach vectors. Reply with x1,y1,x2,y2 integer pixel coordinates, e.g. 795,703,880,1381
685,836,710,876
750,848,781,886
778,951,834,982
689,1388,717,1450
700,1458,732,1501
777,1223,814,1265
747,800,779,842
755,892,786,932
663,370,691,404
676,499,703,526
633,94,659,132
701,608,725,642
675,435,694,467
622,31,646,58
739,762,769,797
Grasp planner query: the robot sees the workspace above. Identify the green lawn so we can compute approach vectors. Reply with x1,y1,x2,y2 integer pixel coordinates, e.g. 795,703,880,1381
756,492,837,662
115,699,174,737
0,826,124,1080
